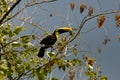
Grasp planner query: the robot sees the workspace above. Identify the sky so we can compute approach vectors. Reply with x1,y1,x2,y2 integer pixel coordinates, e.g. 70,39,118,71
15,0,120,80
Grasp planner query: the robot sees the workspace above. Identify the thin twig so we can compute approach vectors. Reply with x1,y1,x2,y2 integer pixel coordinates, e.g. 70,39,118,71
16,69,33,80
26,0,57,7
68,15,88,43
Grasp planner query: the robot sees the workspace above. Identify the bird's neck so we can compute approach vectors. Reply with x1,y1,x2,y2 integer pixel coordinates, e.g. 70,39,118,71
53,31,59,39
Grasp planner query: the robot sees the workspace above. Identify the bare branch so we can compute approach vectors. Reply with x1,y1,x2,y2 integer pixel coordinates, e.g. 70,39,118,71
3,0,57,24
68,10,120,43
86,10,120,21
25,0,57,7
68,15,88,43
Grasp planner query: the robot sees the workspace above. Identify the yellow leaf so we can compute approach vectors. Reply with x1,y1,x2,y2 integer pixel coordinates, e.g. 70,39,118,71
88,6,94,16
0,74,5,80
72,47,77,56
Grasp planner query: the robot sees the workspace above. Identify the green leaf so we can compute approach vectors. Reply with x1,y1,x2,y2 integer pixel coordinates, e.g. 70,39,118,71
2,29,8,35
0,63,8,70
0,9,2,17
52,77,59,80
69,31,74,37
73,58,82,66
8,30,14,37
100,75,108,80
31,35,35,39
72,47,77,56
5,24,11,29
61,65,66,71
36,69,46,80
23,62,31,70
21,52,29,59
16,64,25,73
47,52,56,59
13,26,23,34
85,71,96,78
20,35,30,43
12,41,21,48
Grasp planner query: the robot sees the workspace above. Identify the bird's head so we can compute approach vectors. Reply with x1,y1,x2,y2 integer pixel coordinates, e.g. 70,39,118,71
55,27,73,34
53,27,73,39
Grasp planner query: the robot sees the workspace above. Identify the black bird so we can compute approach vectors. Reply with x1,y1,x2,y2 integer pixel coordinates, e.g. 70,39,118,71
38,27,72,58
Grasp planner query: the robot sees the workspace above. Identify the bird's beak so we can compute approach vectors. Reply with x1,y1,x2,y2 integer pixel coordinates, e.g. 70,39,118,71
56,27,73,34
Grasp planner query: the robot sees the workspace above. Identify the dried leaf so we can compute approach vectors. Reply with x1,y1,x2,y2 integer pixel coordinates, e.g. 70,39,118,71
87,58,96,67
97,15,105,28
61,35,66,42
70,2,75,11
50,13,52,17
88,6,94,16
115,14,120,21
80,3,87,13
97,47,102,53
115,14,120,27
103,36,110,45
96,65,102,73
115,19,120,27
83,55,96,67
118,34,120,41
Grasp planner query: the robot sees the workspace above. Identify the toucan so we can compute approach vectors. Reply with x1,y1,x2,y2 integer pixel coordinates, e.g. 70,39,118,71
38,27,72,57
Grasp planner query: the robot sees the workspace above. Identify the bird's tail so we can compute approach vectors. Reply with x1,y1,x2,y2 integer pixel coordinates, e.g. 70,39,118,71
38,47,46,58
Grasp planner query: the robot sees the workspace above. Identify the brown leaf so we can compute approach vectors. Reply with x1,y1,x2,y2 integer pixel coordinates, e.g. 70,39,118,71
117,34,120,41
97,47,102,53
115,14,120,27
70,2,75,11
88,6,94,16
61,35,66,42
97,15,105,28
115,14,120,21
80,3,87,13
115,19,120,27
83,54,96,66
103,36,110,45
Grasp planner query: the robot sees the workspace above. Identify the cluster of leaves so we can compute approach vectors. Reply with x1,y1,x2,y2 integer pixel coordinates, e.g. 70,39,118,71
35,56,82,80
70,2,94,16
0,24,38,80
36,46,107,80
0,0,10,18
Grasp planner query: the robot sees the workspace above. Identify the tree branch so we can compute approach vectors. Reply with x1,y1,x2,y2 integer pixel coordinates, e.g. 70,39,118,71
0,0,22,25
86,10,120,22
2,0,57,24
68,10,120,43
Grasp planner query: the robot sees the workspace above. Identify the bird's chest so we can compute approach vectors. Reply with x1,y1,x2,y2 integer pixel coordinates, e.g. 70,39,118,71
47,36,57,44
40,35,57,45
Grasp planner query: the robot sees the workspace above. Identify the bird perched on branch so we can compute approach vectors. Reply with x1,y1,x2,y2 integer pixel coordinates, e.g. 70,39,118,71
38,27,73,58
